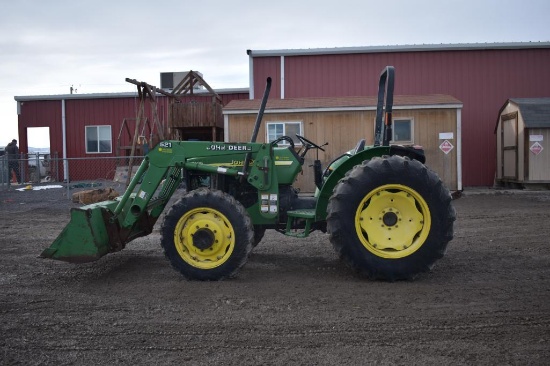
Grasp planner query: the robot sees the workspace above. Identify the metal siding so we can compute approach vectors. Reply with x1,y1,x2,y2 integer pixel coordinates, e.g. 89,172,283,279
65,98,140,158
16,91,249,181
17,92,248,158
254,48,550,186
18,100,62,156
253,57,280,99
220,92,249,105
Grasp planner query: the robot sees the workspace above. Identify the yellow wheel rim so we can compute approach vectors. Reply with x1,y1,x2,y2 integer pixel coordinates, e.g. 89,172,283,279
174,207,235,269
355,184,431,259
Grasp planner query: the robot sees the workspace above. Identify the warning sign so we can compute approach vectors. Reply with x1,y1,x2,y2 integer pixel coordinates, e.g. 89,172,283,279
530,142,544,155
439,140,454,154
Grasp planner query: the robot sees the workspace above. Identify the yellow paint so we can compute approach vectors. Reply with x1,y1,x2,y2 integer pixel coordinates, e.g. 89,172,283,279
274,161,293,166
173,207,235,269
354,184,431,259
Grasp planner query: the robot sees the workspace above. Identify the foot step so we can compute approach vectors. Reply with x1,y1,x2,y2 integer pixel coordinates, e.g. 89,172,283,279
285,209,315,237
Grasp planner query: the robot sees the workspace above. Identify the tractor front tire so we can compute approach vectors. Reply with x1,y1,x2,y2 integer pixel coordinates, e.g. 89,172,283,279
327,155,455,281
160,188,254,280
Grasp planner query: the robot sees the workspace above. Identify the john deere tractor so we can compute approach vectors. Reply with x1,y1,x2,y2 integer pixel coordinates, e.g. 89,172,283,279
41,66,455,281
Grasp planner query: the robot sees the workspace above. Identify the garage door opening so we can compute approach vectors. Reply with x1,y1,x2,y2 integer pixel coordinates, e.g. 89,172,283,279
27,127,52,182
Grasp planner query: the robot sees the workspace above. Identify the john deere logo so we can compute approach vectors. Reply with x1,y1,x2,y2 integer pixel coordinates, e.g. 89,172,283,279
207,144,252,151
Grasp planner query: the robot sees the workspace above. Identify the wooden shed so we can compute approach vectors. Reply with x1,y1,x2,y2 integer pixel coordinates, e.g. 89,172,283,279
223,94,463,193
495,98,550,188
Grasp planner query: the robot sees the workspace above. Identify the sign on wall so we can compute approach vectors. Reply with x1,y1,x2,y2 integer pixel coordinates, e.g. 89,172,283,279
439,140,454,154
530,142,544,155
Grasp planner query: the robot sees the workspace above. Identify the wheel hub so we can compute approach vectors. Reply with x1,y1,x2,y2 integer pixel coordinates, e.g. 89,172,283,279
382,211,398,226
192,229,215,250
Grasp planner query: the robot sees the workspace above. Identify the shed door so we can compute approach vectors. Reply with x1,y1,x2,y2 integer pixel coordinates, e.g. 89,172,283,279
526,128,550,181
501,113,518,180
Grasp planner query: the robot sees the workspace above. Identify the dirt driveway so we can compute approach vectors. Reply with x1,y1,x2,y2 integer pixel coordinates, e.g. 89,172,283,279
1,186,549,365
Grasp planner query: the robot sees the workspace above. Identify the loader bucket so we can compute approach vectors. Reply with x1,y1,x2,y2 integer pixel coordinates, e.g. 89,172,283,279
41,204,115,263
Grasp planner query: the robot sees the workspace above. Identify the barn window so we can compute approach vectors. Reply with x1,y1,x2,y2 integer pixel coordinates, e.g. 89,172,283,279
266,121,303,145
85,125,112,153
392,118,414,144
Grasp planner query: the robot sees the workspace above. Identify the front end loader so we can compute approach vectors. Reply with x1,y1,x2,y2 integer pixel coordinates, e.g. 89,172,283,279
42,67,455,281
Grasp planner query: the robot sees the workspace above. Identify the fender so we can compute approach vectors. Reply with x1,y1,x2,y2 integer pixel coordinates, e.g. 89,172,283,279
314,145,426,221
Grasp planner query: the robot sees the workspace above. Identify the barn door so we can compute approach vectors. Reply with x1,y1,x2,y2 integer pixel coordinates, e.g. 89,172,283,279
501,112,518,180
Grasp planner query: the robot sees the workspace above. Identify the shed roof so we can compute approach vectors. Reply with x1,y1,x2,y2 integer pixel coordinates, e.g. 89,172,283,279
223,94,462,114
510,98,550,128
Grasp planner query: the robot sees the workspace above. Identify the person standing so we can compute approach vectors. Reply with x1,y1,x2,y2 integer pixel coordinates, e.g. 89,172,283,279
6,139,21,184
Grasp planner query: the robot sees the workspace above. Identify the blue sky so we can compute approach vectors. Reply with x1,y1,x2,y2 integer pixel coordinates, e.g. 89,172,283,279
1,0,549,148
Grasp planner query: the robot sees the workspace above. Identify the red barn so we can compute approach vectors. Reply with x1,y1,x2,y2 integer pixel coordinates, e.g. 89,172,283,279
15,89,248,181
247,42,550,187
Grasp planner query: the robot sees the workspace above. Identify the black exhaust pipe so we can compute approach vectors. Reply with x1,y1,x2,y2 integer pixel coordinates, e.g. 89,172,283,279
242,77,272,178
250,77,272,143
374,66,395,147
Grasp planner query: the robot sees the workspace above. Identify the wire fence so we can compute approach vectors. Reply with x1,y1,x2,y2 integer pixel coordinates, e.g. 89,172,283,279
0,153,144,199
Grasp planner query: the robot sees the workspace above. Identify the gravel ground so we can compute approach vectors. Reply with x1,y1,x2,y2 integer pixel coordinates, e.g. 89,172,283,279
1,184,550,365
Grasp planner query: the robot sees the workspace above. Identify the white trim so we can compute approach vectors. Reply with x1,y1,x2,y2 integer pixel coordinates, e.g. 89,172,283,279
281,56,285,99
62,99,68,180
85,125,113,154
249,53,254,100
371,117,415,144
223,114,229,142
392,104,463,110
457,108,463,191
392,117,414,144
223,103,463,115
266,121,303,145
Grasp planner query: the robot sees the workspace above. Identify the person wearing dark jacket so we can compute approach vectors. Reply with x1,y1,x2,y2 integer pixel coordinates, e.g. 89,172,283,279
6,139,21,184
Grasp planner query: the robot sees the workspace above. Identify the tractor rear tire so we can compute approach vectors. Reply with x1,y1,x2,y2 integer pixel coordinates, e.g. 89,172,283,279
160,188,254,280
327,155,455,281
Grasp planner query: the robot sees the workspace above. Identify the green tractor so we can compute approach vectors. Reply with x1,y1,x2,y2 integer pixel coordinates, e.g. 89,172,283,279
41,66,455,281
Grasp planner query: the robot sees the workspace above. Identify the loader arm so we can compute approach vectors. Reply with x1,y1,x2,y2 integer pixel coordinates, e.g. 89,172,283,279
41,140,279,263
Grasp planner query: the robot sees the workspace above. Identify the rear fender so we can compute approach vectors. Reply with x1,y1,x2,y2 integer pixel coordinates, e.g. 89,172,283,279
314,145,426,221
315,147,388,220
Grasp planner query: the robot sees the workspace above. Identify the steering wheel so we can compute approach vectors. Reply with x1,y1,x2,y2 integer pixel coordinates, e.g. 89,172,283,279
271,135,295,148
295,134,325,151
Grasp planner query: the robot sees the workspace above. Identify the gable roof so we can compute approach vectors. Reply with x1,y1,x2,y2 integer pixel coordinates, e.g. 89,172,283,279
510,98,550,128
223,94,462,114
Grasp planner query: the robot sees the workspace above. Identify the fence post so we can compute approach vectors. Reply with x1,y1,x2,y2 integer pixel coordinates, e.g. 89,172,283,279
0,156,6,187
35,153,40,184
65,157,71,199
18,154,22,184
53,152,60,184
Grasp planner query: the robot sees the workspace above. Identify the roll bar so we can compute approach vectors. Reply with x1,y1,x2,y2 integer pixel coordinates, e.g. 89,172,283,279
373,66,395,147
